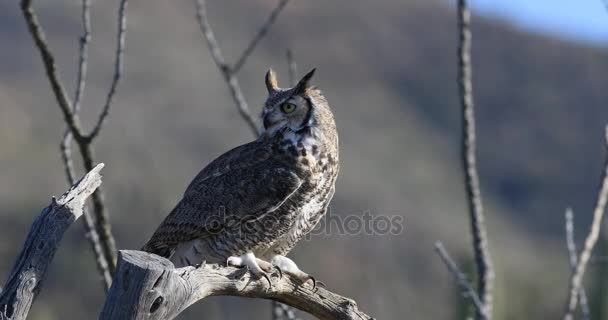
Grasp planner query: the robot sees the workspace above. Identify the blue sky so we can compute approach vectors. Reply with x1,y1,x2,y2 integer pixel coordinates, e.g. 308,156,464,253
468,0,608,46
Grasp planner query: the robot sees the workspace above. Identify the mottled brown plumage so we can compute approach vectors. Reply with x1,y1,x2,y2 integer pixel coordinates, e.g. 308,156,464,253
142,69,338,282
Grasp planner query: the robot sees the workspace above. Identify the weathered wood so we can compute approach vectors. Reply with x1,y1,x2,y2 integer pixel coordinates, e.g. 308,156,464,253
100,250,373,320
0,164,105,320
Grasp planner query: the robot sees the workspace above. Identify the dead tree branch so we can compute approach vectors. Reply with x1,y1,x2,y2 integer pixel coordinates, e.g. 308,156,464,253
59,0,113,290
434,242,487,320
232,0,290,74
564,126,608,320
193,0,291,136
99,250,373,320
456,0,494,318
20,0,84,138
20,0,129,282
564,208,590,320
0,164,105,320
86,0,128,141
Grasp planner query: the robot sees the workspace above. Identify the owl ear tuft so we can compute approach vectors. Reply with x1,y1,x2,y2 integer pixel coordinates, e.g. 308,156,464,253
293,68,316,95
265,68,279,93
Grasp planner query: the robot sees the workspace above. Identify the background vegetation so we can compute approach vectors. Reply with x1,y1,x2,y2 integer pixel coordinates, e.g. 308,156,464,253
1,0,608,318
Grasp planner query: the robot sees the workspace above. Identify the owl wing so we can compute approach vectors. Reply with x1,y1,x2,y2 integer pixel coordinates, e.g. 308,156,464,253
142,140,302,256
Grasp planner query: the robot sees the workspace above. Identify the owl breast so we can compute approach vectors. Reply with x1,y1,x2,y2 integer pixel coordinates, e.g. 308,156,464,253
258,133,339,259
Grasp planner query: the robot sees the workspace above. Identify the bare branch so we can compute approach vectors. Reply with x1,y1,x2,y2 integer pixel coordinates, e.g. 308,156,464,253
58,0,113,290
456,1,494,318
434,242,487,320
61,131,112,290
60,131,77,185
99,250,373,320
83,145,117,275
232,0,290,74
564,126,608,320
73,0,91,114
21,0,124,281
286,49,297,87
564,208,590,320
86,0,128,141
20,0,84,141
193,0,261,136
0,164,105,320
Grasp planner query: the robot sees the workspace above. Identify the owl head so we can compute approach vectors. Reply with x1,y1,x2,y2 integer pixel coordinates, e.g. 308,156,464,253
261,68,331,135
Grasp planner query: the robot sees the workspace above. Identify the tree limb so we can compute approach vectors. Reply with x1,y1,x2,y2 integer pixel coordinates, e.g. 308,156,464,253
232,0,290,74
564,208,590,320
20,0,85,141
434,242,487,319
0,164,105,320
59,0,113,290
85,0,128,141
20,0,128,280
564,126,608,320
456,1,494,318
61,130,112,289
99,250,373,320
193,0,260,136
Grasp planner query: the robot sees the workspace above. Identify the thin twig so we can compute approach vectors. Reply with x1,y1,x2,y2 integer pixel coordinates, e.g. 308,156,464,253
564,208,590,320
193,0,263,136
287,49,297,87
564,126,608,320
20,0,84,141
86,0,128,141
456,1,494,318
73,0,91,114
232,0,290,74
434,242,487,319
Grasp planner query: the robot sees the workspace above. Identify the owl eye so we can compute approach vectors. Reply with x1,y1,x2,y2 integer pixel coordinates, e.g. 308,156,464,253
280,102,297,113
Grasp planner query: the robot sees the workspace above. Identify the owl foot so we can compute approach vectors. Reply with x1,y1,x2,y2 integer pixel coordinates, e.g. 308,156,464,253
271,255,323,289
227,252,272,288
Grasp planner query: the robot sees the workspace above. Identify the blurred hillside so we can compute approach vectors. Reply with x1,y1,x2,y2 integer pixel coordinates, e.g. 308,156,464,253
1,0,608,319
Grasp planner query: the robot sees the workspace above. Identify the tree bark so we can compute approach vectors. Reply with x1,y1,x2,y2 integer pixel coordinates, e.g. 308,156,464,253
99,250,373,320
0,164,105,320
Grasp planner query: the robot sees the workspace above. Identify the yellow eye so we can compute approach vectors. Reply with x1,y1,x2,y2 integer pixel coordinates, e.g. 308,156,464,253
280,103,297,113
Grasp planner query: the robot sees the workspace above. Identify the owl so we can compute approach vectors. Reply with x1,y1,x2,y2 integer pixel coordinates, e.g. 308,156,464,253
142,68,339,286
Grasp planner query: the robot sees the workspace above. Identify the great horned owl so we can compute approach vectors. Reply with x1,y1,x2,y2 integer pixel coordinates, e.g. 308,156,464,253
142,69,339,285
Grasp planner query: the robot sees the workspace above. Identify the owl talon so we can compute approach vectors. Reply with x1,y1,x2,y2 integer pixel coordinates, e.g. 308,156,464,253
273,265,283,279
226,253,274,288
306,276,325,290
260,273,272,289
270,255,320,288
316,279,327,289
309,275,317,289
